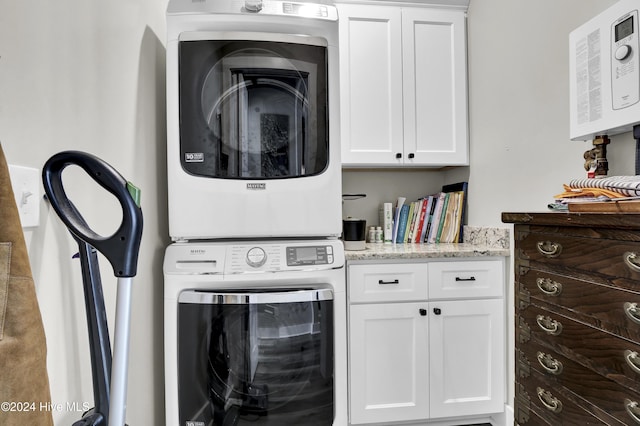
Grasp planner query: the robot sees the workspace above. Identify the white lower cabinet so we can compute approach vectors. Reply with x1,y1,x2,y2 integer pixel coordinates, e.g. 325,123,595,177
347,259,505,425
349,302,429,424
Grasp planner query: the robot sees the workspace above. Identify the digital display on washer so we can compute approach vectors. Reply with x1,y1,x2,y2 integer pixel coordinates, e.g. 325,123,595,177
286,246,331,266
616,15,634,42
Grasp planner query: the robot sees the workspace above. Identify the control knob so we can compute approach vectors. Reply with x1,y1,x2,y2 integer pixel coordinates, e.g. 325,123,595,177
615,44,632,61
246,247,267,268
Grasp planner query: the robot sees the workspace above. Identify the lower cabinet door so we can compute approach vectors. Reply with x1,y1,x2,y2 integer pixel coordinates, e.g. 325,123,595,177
349,302,429,424
429,298,505,418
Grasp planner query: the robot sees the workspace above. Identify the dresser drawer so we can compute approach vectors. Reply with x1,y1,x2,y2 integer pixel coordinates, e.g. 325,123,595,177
519,304,640,392
518,268,640,342
348,263,428,303
518,339,640,425
516,372,611,426
428,259,503,300
517,231,640,292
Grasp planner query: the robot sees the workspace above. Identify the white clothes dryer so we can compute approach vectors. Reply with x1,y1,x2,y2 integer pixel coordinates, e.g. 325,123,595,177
166,0,342,241
164,239,347,426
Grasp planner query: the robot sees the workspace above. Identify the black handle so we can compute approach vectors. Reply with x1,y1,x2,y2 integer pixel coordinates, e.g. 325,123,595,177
455,276,476,282
42,151,143,277
395,153,402,159
433,308,442,315
408,153,415,159
419,308,427,316
378,279,400,285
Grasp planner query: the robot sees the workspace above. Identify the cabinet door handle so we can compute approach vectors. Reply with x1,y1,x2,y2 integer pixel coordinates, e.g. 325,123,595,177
419,308,427,316
536,277,563,296
455,276,476,282
408,153,415,159
536,351,563,375
433,308,441,315
537,387,563,414
536,241,562,257
625,350,640,374
395,153,402,159
536,315,563,335
625,302,640,325
625,399,640,424
624,252,640,273
378,279,399,285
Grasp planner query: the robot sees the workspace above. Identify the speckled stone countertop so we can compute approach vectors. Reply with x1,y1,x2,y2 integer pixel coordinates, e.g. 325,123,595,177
345,226,510,261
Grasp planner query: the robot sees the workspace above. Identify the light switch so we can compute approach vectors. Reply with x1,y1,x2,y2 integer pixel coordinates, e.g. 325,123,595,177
8,165,40,228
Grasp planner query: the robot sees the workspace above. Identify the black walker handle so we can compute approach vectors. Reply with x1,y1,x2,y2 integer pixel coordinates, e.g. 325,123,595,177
42,150,143,277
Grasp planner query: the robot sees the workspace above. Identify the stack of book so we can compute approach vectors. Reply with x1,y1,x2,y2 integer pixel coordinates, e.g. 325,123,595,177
382,182,468,244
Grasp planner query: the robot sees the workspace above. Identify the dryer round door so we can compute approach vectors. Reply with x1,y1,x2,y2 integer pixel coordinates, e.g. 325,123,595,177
178,36,329,180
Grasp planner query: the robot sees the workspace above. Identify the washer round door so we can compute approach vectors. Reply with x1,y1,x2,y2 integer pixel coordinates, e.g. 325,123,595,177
177,289,334,426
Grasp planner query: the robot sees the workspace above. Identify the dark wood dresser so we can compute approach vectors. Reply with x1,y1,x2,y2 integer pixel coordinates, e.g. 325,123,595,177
502,212,640,426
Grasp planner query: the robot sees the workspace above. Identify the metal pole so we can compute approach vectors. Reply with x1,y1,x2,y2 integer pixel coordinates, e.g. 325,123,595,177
108,277,134,426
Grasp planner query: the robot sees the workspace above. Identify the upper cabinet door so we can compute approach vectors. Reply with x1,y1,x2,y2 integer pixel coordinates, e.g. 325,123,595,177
338,4,405,166
338,4,468,167
403,9,468,166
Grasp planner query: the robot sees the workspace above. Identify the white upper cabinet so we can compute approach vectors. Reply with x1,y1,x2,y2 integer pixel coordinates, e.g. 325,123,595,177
338,4,468,167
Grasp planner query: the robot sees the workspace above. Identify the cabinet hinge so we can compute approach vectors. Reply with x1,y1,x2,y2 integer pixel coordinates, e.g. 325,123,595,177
516,349,531,379
518,316,531,343
518,260,530,275
518,288,531,310
515,384,531,425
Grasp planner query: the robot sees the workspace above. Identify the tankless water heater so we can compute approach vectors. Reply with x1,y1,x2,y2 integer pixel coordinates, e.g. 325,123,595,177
570,0,640,141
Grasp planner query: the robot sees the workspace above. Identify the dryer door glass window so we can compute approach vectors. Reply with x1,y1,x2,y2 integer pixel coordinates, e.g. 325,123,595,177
177,289,334,426
179,39,328,179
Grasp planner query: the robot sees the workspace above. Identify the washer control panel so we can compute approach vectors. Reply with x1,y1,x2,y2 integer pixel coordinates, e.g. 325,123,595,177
286,245,333,266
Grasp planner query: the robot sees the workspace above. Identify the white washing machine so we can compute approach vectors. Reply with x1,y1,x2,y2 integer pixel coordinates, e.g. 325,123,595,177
164,239,347,426
166,0,342,241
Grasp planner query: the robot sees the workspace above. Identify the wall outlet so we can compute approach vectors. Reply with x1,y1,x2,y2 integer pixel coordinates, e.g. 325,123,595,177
8,165,40,228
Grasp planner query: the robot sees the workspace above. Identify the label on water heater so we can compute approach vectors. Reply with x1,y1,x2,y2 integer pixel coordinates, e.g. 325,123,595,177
611,9,640,110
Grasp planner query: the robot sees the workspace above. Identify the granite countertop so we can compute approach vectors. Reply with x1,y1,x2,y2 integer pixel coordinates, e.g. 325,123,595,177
345,226,511,261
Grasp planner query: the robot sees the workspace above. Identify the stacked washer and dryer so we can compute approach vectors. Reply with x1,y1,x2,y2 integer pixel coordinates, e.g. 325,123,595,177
163,1,346,425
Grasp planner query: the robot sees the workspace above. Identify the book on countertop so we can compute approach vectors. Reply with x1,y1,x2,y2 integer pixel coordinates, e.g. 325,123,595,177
442,181,468,242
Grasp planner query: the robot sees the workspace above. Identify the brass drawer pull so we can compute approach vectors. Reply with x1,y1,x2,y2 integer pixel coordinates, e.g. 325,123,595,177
625,350,640,374
536,241,562,258
537,387,563,414
625,302,640,325
536,315,563,335
624,252,640,273
537,351,563,375
625,399,640,424
536,277,563,296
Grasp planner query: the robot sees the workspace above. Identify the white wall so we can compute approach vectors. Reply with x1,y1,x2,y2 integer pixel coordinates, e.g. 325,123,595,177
0,0,168,424
2,0,638,425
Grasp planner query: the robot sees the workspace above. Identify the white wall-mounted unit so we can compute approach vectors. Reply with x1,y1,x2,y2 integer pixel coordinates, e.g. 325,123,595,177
570,0,640,141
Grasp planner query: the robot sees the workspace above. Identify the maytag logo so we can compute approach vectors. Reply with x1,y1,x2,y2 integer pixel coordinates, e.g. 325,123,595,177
247,183,266,190
189,249,206,255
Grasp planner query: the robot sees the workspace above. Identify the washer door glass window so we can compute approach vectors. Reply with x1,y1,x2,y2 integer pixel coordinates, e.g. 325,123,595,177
179,39,329,179
177,289,334,426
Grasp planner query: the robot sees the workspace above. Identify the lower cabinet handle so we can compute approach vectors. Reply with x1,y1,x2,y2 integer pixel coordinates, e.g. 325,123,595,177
536,387,563,414
624,252,640,273
625,350,640,374
536,241,562,257
536,315,563,336
455,276,476,282
625,302,640,325
378,279,399,285
537,351,563,375
536,277,563,296
626,399,640,424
